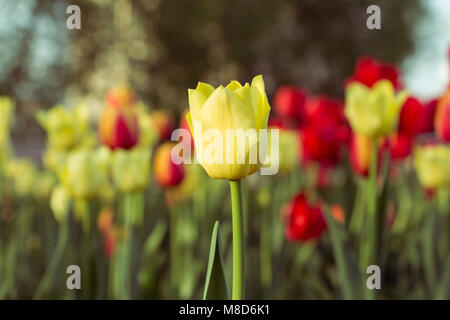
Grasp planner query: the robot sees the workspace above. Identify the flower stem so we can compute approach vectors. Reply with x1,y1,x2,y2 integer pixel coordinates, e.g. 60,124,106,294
363,138,378,299
229,179,244,300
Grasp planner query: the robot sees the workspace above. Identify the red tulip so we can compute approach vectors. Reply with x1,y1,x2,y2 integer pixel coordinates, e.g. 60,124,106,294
418,99,438,133
389,133,412,160
272,86,307,123
398,96,423,137
99,87,140,150
106,86,136,108
153,142,185,188
103,229,116,258
435,90,450,142
299,96,349,166
284,193,326,242
346,56,402,90
268,116,295,130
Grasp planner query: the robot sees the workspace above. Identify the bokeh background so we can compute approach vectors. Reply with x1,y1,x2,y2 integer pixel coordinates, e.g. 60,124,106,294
0,0,449,300
1,0,449,160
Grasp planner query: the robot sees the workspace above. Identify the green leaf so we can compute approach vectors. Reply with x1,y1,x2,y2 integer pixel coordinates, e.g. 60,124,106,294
203,221,229,300
138,221,167,289
323,207,361,299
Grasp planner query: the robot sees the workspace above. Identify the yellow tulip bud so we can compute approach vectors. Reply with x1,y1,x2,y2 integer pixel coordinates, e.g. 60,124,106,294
111,148,151,193
4,158,37,197
345,80,408,137
50,185,71,222
414,144,450,189
61,149,108,199
33,171,56,200
277,129,299,174
186,75,271,180
37,104,91,151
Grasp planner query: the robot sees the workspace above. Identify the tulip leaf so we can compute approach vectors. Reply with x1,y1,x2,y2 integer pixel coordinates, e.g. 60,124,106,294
324,207,361,299
138,221,167,291
203,221,229,300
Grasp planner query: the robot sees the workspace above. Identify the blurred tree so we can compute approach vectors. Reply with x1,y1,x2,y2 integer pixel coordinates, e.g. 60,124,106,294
0,0,425,153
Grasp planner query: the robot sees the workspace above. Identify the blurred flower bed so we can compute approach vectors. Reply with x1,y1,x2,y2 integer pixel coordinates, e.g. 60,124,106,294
0,55,449,300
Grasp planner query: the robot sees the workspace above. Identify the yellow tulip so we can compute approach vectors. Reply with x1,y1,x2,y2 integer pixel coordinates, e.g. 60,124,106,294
111,148,151,193
345,80,408,137
37,103,92,151
4,158,37,197
414,144,450,189
277,129,299,174
186,75,271,180
60,149,108,199
33,171,56,200
50,184,71,221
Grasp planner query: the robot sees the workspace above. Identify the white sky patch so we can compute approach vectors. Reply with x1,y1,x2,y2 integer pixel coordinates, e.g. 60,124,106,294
403,0,450,100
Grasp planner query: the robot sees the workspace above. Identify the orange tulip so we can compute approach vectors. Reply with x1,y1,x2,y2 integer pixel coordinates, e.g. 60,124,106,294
435,90,450,142
99,87,140,150
153,142,185,188
349,133,372,176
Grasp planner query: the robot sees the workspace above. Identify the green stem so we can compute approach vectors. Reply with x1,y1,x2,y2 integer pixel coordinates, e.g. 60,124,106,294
367,138,378,263
360,138,378,300
34,216,69,299
423,199,437,294
119,192,144,299
260,206,272,291
229,179,244,300
349,179,365,234
169,203,179,297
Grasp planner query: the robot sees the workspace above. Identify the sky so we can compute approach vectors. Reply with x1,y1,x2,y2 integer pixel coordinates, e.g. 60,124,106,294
403,0,450,100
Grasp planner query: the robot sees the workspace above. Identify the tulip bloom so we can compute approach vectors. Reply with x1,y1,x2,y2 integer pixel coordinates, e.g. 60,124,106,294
61,149,109,200
272,86,307,123
389,133,412,160
284,193,327,242
414,144,450,189
50,184,71,222
300,96,349,166
346,56,402,90
272,128,300,174
186,75,271,180
111,148,151,193
419,99,438,133
37,104,91,151
106,86,136,108
435,90,450,142
345,80,408,137
153,142,185,188
349,133,388,176
99,87,140,150
398,96,424,137
349,133,372,176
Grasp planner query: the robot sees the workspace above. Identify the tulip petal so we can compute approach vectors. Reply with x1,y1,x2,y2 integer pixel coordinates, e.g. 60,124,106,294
226,80,242,91
196,82,215,98
250,75,271,129
201,86,255,131
188,88,208,124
